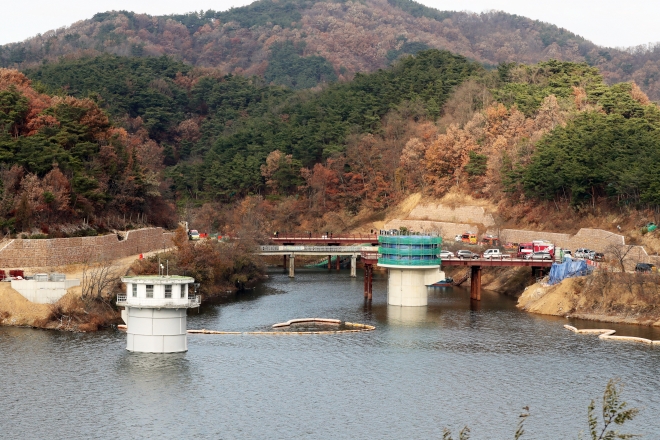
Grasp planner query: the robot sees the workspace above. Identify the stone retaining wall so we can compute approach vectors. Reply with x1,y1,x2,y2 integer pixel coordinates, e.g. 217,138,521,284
397,203,626,252
498,228,625,252
384,218,643,257
384,219,478,240
408,204,495,227
0,228,175,268
387,202,659,267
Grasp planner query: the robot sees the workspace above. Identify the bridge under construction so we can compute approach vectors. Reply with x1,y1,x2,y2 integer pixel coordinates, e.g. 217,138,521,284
259,234,553,303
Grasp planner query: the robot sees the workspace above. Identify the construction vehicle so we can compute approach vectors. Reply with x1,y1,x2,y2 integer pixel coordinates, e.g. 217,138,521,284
479,235,500,247
460,232,477,244
517,240,554,258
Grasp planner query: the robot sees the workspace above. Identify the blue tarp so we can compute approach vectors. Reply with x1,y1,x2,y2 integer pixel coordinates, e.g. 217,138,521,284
548,258,592,285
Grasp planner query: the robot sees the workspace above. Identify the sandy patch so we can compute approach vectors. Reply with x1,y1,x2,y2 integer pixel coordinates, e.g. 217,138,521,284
0,283,51,326
0,248,172,328
517,277,582,316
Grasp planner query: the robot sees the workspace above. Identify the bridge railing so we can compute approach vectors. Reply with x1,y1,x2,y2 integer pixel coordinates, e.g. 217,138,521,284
259,245,365,252
116,294,201,308
271,233,378,241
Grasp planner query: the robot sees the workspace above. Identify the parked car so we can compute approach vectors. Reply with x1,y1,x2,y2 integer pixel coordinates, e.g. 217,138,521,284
524,251,552,260
562,250,573,258
454,235,463,242
440,250,455,259
635,263,657,273
456,250,480,259
588,251,605,261
188,229,200,240
482,249,511,259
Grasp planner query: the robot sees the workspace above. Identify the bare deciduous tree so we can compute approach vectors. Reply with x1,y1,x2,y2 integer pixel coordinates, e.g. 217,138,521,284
81,258,121,308
605,244,636,273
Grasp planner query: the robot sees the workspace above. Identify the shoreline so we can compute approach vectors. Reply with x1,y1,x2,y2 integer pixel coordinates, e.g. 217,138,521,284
517,276,660,328
565,312,660,327
5,259,660,332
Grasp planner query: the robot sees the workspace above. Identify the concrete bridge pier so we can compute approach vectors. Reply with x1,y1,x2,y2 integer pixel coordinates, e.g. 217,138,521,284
336,255,340,271
470,266,482,301
350,255,357,277
328,255,332,270
288,254,295,278
385,268,443,306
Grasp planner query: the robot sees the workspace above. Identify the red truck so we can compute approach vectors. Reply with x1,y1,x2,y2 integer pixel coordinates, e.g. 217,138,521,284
517,240,554,258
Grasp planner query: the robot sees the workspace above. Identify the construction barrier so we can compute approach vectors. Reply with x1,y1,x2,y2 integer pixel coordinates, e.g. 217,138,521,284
564,324,660,345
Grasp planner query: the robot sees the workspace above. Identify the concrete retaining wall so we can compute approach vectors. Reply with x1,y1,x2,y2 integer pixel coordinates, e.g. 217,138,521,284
0,228,175,268
11,279,81,304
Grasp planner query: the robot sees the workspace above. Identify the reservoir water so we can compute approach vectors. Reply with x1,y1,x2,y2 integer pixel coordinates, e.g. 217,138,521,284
2,268,660,439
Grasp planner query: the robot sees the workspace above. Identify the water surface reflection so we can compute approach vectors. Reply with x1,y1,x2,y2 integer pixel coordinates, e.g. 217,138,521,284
2,268,660,438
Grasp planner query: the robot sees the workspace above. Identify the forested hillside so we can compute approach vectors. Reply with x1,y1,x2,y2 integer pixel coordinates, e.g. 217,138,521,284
25,50,480,204
0,69,176,234
3,0,660,99
3,40,660,236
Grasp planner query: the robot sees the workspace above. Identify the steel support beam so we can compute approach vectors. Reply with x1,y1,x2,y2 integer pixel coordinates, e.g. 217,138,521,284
364,264,373,300
367,265,373,300
470,265,482,301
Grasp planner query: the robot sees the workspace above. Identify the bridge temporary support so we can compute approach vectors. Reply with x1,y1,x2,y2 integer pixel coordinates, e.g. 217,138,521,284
364,264,373,300
439,257,553,301
453,269,470,286
288,254,295,278
470,266,482,301
531,266,546,281
350,255,357,278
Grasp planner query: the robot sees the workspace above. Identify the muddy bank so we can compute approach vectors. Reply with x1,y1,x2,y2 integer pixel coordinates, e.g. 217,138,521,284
0,283,122,332
453,263,660,327
0,283,52,327
517,275,660,327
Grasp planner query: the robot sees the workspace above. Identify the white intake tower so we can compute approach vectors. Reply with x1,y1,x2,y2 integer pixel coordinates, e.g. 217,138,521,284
117,275,199,353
